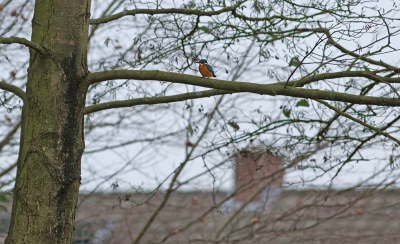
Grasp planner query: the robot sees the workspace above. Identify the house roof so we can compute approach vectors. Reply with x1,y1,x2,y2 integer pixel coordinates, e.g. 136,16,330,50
0,189,399,243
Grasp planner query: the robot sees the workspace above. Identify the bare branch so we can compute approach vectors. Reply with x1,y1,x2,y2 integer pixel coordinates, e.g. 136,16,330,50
285,36,324,88
0,120,21,153
292,70,400,87
132,96,224,244
320,26,400,72
85,89,232,114
231,8,324,22
88,70,400,107
0,81,26,101
0,37,46,55
89,1,246,25
0,162,17,179
316,99,400,145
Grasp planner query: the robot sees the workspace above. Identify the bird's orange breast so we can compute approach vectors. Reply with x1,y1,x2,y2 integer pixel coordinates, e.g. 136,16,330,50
199,65,214,77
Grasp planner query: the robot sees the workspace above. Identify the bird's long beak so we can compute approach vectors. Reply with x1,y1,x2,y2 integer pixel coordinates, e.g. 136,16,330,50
195,61,200,63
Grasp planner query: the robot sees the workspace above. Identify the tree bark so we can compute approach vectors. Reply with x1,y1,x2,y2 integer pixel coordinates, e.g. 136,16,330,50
5,0,91,243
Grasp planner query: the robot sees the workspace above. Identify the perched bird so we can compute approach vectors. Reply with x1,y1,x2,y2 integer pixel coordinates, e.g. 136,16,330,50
196,59,216,78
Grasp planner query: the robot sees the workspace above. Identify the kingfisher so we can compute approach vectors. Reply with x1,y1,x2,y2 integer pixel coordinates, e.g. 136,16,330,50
196,59,216,78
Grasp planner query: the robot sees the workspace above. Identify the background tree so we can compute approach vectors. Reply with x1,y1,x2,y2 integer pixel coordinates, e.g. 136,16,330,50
0,0,400,243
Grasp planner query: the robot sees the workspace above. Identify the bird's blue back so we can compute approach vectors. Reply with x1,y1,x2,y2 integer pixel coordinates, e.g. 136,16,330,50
205,64,215,75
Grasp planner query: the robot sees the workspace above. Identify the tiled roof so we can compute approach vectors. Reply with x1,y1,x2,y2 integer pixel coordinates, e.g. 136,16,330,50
0,190,399,243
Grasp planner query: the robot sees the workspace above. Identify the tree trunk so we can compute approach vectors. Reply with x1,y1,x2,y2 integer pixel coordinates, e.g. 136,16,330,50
6,0,91,243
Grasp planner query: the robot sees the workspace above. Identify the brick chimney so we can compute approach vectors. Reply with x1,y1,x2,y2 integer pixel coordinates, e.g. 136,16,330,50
220,148,284,213
234,148,283,206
